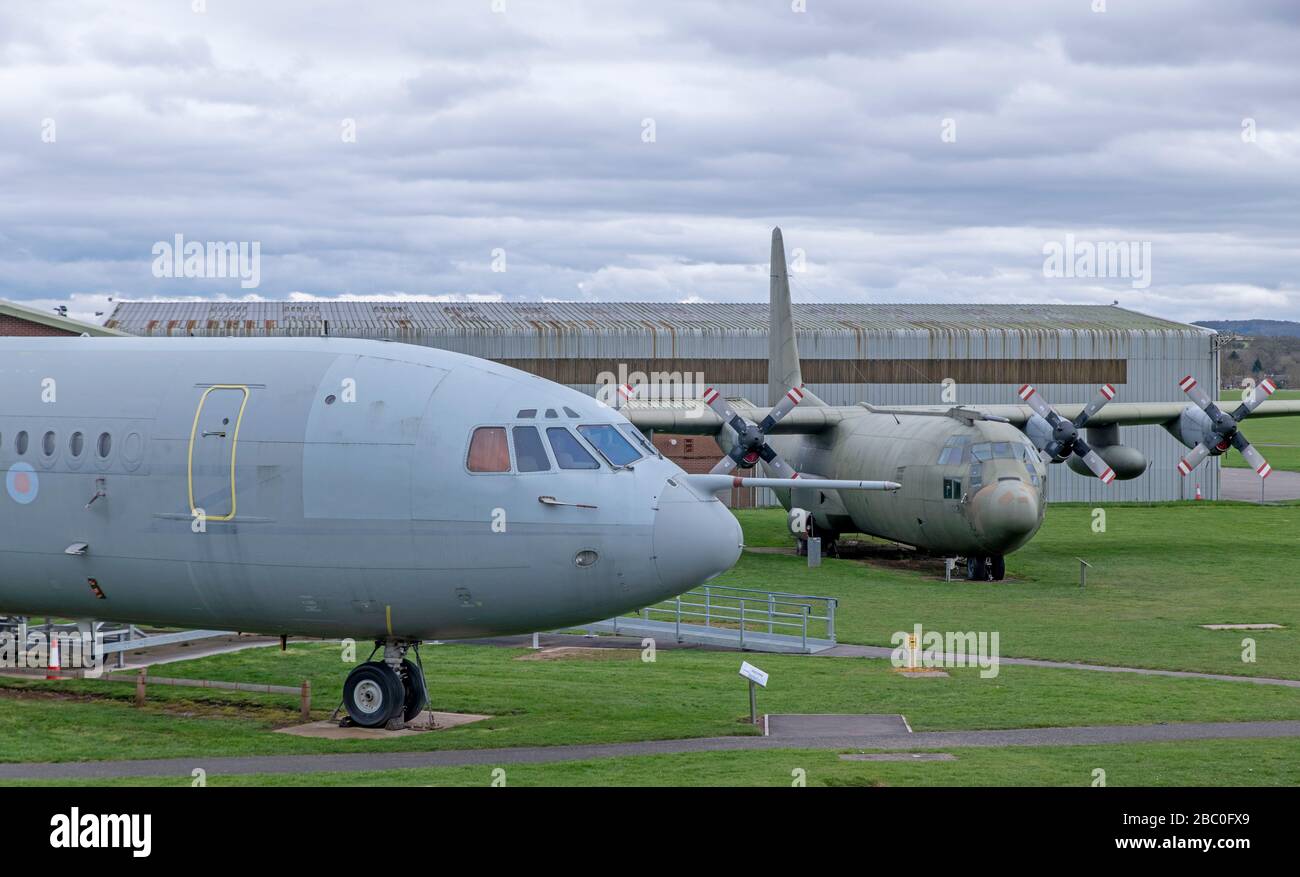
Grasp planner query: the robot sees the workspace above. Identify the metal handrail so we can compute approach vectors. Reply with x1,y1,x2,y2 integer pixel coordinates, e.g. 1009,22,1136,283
619,584,837,645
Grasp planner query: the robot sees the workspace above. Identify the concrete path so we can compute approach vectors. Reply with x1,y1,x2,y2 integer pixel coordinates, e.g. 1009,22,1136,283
2,720,1298,780
490,633,1300,689
1221,467,1300,501
818,644,1300,688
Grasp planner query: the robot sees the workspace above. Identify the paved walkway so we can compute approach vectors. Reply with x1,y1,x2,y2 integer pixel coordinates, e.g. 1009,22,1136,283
2,720,1298,780
1221,467,1300,501
495,634,1300,689
818,645,1300,688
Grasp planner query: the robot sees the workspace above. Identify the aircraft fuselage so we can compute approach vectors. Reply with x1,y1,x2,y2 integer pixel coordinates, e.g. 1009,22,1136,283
0,338,742,640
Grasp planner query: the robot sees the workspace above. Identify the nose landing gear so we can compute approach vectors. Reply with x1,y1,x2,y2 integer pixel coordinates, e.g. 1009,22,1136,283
341,640,429,729
965,555,1006,581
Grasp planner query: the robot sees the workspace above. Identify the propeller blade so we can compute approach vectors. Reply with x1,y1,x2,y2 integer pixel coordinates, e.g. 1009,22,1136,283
1231,431,1272,478
1229,378,1277,421
709,454,740,475
1017,384,1058,424
701,387,736,425
1074,383,1117,428
614,383,637,409
1176,442,1212,477
1072,437,1116,484
701,387,749,436
758,385,805,432
757,443,797,478
1178,375,1229,422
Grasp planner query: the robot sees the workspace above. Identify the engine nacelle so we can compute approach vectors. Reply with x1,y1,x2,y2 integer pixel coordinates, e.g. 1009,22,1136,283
1164,403,1222,453
1024,413,1055,458
1066,443,1149,479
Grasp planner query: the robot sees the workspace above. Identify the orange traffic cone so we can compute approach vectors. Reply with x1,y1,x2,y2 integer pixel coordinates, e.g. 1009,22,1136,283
47,634,62,680
1194,484,1203,501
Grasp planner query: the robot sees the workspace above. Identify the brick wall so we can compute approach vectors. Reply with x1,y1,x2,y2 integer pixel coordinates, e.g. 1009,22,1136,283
0,314,78,336
652,433,762,508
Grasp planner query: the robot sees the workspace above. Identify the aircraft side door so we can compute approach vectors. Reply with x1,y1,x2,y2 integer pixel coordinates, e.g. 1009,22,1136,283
187,385,250,521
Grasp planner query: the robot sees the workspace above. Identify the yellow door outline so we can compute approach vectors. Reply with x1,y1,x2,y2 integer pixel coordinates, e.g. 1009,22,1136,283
187,385,250,522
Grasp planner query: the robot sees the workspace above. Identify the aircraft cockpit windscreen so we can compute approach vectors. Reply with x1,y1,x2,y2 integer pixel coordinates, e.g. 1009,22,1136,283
578,424,641,467
546,427,600,469
619,423,660,458
939,434,1045,491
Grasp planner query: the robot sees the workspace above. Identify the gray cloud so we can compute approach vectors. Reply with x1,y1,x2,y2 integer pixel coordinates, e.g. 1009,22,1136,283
0,0,1298,324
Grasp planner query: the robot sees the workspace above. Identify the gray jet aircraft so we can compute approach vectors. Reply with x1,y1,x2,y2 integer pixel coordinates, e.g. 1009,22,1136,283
622,229,1300,580
0,335,895,726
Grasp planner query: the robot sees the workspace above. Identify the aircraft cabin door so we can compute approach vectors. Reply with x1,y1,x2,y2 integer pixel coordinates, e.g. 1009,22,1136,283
187,385,250,521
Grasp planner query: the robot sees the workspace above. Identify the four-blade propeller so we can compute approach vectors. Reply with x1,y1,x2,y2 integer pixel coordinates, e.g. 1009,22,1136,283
702,385,805,477
1017,383,1118,484
1176,375,1275,478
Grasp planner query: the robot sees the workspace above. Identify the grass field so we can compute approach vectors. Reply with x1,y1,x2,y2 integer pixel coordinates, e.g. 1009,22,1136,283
728,502,1300,679
3,633,1299,765
9,738,1297,787
1219,389,1300,470
1,500,1297,785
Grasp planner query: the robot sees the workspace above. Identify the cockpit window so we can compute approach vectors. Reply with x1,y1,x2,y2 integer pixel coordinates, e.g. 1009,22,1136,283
937,434,970,465
578,424,641,467
467,427,511,472
619,424,659,457
544,409,559,419
516,409,537,419
563,406,580,418
512,426,551,472
546,427,600,470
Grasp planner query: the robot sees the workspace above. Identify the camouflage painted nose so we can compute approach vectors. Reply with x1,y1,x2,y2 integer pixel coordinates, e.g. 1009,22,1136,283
970,478,1041,553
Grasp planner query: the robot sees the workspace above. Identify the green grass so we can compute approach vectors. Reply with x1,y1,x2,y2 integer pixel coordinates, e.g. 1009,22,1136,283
728,503,1300,679
2,638,1299,764
7,738,1298,787
1219,390,1300,470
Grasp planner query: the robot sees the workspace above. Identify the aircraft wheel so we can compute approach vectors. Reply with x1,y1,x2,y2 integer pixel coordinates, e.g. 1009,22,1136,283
990,556,1006,581
343,661,405,728
400,657,428,723
966,556,988,581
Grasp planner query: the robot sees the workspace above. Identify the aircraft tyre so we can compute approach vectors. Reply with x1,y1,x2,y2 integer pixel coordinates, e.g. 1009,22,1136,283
966,556,988,581
343,661,406,728
990,555,1006,581
400,657,429,723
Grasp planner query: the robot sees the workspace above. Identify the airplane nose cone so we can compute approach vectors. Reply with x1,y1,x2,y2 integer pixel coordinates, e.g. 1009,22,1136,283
652,494,744,593
970,479,1041,553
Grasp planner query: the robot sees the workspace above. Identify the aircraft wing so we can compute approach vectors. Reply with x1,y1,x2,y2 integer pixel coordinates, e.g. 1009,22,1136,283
947,399,1300,427
623,399,1300,433
622,403,845,435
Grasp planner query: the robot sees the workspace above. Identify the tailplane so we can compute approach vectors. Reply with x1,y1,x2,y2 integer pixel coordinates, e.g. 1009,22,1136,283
768,227,824,406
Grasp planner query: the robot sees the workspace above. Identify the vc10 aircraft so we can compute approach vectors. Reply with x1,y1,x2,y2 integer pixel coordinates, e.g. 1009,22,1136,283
0,336,894,727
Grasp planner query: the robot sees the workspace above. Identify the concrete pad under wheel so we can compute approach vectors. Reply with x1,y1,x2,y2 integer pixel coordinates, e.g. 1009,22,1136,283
765,714,911,738
276,711,491,739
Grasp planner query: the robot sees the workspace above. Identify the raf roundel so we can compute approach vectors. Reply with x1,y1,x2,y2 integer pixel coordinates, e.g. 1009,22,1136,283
6,462,39,505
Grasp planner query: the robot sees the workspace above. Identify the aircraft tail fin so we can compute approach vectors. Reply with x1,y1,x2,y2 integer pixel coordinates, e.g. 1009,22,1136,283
768,227,824,407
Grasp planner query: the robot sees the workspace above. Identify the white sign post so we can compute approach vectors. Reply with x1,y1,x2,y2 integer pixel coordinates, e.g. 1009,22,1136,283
739,661,768,724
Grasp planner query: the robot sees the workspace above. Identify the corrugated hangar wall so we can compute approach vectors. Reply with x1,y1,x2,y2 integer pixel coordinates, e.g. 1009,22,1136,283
105,301,1220,503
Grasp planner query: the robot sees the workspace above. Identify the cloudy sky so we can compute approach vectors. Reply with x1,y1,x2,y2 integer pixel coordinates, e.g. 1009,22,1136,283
2,0,1298,323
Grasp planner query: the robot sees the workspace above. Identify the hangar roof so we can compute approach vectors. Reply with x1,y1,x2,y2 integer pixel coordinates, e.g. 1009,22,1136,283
2,298,127,336
106,301,1206,336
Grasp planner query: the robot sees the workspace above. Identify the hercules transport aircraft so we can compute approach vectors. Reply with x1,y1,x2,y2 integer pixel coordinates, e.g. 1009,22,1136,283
0,335,895,727
622,229,1300,581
